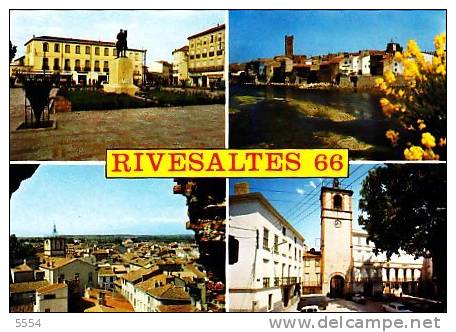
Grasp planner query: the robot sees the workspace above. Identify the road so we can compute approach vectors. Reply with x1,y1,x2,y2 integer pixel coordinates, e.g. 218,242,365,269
284,298,385,313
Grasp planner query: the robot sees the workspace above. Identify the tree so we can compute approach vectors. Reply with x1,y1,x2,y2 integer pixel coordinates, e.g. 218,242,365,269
375,34,446,160
358,164,446,302
10,40,17,63
10,235,36,265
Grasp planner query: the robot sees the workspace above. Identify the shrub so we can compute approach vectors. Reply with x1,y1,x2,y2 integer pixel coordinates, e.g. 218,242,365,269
375,34,446,160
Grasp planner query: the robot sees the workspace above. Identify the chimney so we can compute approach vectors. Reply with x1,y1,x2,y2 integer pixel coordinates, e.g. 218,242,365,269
98,291,106,306
234,182,250,195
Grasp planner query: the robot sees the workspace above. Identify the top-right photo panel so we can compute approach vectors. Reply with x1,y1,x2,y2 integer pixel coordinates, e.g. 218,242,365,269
229,10,446,161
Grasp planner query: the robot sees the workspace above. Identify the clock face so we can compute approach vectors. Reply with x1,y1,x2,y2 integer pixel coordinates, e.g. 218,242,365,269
334,220,342,228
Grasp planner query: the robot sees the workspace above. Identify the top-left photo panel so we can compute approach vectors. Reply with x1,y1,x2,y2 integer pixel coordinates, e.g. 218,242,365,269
9,10,226,161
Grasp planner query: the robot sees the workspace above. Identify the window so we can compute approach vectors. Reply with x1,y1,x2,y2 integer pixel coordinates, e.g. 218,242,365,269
54,44,59,52
113,48,117,56
333,194,342,209
268,294,273,311
75,45,80,54
263,277,270,288
44,294,56,300
75,59,80,70
53,58,59,70
103,61,109,72
88,272,93,283
294,236,297,244
95,47,100,55
85,46,91,54
315,259,320,267
305,260,310,267
263,228,269,250
84,60,90,71
43,42,49,52
64,59,70,70
94,60,100,71
228,235,239,265
294,248,297,261
273,235,279,254
211,35,214,43
65,44,70,53
282,226,286,236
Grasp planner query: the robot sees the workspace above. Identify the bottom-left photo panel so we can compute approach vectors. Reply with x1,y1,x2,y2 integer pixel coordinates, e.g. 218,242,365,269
9,164,226,313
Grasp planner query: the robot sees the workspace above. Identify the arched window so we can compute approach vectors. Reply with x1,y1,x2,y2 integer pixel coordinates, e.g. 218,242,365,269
333,194,342,209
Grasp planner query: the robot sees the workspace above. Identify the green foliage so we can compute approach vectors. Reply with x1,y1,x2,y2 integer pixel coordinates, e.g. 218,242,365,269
358,164,446,259
142,89,224,106
10,40,17,63
10,235,36,263
62,89,223,112
62,90,150,111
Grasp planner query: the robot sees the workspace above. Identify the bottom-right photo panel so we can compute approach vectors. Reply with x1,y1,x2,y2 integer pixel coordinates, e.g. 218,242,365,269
228,163,446,313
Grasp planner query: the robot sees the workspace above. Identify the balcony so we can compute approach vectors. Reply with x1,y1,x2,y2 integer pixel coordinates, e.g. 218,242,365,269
103,68,109,73
188,65,224,73
42,65,49,70
53,65,60,70
74,66,81,72
83,67,91,72
64,66,71,71
94,67,100,72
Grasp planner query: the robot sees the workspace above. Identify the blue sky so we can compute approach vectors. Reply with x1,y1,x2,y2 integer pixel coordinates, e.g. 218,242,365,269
10,165,190,237
10,10,225,63
229,164,377,250
230,10,446,63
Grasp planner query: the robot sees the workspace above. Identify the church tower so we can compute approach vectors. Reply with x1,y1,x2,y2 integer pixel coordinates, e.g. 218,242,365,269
285,35,294,58
320,179,353,296
44,224,66,257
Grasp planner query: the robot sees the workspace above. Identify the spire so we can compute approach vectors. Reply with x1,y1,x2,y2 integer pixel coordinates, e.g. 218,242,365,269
52,223,58,237
333,178,340,188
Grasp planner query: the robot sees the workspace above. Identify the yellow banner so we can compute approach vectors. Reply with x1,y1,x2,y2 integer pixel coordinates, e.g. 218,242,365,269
106,149,349,178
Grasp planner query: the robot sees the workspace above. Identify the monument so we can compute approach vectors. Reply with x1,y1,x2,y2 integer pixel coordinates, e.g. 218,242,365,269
103,29,139,96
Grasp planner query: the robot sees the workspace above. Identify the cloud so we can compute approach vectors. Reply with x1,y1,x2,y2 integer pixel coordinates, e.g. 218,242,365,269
309,181,317,189
296,188,305,195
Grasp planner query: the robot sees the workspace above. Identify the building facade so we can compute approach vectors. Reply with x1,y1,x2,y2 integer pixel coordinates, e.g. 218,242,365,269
229,183,305,312
172,45,189,85
303,180,428,297
34,283,68,312
187,24,225,88
21,36,145,85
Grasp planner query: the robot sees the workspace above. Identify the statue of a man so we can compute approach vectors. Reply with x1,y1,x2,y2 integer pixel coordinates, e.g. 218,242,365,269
116,29,128,57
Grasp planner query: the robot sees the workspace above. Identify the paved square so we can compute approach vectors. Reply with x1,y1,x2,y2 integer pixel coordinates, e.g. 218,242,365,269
10,88,225,161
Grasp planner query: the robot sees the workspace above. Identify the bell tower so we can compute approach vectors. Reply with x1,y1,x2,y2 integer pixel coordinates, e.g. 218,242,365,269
320,179,353,296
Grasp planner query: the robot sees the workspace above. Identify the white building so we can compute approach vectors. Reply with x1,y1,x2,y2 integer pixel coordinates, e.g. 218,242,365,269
360,55,371,75
352,229,424,296
34,283,68,312
229,183,305,312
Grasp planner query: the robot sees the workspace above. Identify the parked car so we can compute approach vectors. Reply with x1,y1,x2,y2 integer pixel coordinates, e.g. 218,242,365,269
351,293,367,304
297,295,328,312
381,302,413,313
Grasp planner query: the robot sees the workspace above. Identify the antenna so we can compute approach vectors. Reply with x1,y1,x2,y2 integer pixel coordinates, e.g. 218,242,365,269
52,223,58,237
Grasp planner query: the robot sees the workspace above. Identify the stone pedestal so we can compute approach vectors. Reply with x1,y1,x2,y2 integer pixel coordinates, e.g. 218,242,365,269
103,57,139,96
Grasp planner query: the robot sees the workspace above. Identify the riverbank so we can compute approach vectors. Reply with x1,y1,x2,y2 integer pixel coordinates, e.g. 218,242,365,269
229,84,398,160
